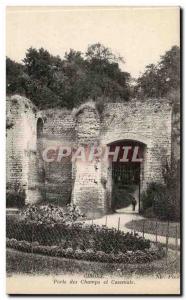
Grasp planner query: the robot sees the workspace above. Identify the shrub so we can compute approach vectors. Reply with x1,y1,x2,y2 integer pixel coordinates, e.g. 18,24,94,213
141,178,180,221
64,247,74,258
141,182,172,220
142,207,156,219
74,249,85,260
141,183,162,211
6,189,25,208
84,249,95,260
162,158,180,221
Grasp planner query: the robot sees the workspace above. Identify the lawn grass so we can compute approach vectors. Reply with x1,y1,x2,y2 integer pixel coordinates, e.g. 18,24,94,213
125,219,180,238
7,248,180,278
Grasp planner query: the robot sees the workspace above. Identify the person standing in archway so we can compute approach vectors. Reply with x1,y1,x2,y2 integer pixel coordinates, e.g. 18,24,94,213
132,198,137,211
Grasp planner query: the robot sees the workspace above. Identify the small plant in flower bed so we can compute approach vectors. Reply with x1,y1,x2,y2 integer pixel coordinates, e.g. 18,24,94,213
6,237,165,264
19,203,85,225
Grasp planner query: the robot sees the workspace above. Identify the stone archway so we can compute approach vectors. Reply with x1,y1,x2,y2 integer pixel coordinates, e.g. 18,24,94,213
103,138,148,214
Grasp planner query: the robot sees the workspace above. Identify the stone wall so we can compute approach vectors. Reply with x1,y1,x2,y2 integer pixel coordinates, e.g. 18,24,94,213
100,100,172,182
6,95,172,217
72,103,103,218
40,109,75,205
6,95,42,204
100,100,172,213
72,100,172,217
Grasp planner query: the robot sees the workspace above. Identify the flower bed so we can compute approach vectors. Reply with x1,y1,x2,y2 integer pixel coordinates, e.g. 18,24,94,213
7,220,150,253
6,237,165,264
6,204,165,263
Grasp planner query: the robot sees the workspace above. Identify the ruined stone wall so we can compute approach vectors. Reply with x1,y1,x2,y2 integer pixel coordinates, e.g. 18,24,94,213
6,97,75,207
72,103,104,218
72,100,172,217
40,109,75,206
6,95,41,204
6,95,172,216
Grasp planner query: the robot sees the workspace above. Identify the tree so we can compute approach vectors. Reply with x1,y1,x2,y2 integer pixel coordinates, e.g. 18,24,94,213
85,43,130,101
86,43,123,63
6,57,25,95
158,46,180,94
136,46,180,99
136,64,160,98
6,43,131,109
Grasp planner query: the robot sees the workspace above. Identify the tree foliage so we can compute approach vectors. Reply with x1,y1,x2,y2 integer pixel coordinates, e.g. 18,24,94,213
6,43,131,109
136,46,180,99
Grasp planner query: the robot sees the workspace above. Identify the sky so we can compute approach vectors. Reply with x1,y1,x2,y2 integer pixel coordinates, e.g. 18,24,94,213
6,6,180,78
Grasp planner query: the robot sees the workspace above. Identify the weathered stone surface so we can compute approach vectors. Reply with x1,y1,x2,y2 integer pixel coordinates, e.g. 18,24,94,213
6,95,42,204
6,96,172,217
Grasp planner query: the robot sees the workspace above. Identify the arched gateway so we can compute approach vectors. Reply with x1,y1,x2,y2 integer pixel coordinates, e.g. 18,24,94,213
107,139,146,213
72,101,172,218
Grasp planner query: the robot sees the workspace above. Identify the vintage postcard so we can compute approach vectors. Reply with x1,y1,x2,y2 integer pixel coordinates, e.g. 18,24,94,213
6,6,181,295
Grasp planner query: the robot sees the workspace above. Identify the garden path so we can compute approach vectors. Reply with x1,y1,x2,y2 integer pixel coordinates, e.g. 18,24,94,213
85,208,180,248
